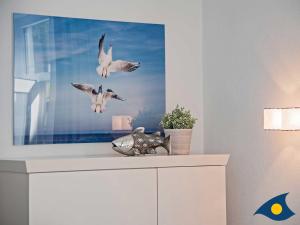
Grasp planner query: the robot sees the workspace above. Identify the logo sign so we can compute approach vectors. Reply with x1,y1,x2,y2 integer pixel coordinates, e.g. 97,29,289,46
254,193,295,221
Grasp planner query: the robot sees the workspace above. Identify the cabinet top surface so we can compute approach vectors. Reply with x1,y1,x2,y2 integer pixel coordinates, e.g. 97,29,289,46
0,154,229,173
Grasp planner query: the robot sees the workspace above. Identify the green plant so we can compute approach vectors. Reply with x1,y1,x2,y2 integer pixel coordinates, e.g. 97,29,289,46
160,105,197,129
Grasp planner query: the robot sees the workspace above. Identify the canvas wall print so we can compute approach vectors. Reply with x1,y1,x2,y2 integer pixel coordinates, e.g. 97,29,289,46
13,13,165,145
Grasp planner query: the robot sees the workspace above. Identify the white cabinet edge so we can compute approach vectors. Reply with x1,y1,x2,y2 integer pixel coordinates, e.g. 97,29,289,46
0,154,229,173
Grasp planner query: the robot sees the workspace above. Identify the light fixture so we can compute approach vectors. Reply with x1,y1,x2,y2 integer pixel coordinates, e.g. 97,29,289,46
264,108,300,131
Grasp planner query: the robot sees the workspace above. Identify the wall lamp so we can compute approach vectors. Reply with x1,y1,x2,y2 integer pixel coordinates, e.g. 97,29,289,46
264,107,300,131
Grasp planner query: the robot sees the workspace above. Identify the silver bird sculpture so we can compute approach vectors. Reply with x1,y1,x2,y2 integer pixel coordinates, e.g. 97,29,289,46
112,127,171,156
96,34,140,78
71,83,125,113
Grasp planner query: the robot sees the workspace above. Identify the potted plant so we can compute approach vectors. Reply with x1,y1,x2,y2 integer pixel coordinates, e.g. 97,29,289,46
160,105,197,155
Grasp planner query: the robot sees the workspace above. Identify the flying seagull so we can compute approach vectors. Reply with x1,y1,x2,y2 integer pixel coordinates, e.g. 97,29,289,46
71,83,125,113
96,34,140,78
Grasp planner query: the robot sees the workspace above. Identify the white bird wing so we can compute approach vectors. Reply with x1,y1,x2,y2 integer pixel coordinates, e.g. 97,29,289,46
107,46,112,62
71,83,96,98
108,60,140,73
98,34,107,63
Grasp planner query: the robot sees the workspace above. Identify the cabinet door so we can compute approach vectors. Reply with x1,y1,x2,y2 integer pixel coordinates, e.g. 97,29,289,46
29,169,157,225
158,166,226,225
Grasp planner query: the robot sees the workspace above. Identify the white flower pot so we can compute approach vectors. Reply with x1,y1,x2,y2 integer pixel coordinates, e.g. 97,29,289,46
164,129,192,155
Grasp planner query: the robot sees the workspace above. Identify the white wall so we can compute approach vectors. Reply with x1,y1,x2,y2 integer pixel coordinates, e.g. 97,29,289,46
203,0,300,225
0,0,203,158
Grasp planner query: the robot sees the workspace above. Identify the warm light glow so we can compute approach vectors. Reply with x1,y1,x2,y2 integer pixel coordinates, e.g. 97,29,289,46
264,108,300,130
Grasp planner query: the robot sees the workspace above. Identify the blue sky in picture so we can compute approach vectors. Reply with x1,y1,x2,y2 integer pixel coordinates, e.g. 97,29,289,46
13,13,165,143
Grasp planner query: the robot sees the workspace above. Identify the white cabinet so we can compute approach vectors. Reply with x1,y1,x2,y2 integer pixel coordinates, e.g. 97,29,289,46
158,167,226,225
0,154,229,225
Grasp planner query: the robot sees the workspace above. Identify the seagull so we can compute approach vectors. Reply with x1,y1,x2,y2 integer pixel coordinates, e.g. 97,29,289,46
71,83,125,113
96,34,140,78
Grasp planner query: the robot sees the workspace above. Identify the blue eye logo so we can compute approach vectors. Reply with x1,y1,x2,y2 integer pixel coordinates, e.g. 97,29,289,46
254,193,295,221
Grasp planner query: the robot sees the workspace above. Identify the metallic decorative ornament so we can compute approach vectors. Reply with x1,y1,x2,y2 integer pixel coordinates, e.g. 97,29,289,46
112,127,170,156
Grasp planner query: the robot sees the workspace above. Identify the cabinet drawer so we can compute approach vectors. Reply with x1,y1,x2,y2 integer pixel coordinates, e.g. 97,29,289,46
29,169,157,225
